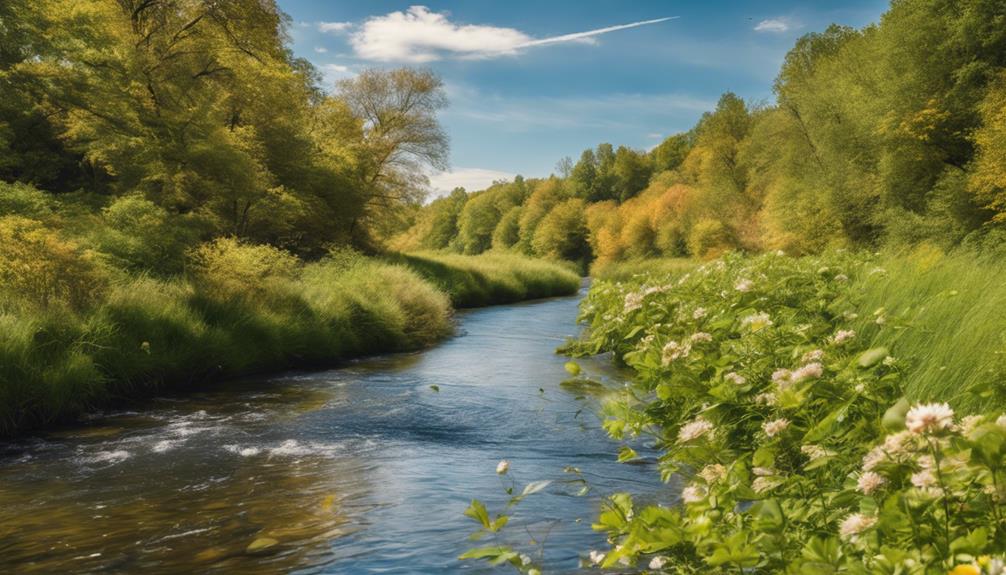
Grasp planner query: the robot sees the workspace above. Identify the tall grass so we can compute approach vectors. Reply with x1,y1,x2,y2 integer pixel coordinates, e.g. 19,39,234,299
589,257,695,283
387,251,580,308
0,255,452,435
852,246,1006,410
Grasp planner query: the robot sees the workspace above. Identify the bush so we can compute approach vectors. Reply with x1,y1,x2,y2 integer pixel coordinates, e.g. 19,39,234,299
187,237,300,298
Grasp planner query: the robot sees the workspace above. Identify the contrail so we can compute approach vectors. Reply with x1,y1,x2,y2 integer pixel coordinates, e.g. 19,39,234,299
518,16,679,48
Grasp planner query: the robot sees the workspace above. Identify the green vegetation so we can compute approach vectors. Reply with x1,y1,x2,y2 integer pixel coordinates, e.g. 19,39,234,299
464,251,1006,573
387,252,580,308
395,0,1006,268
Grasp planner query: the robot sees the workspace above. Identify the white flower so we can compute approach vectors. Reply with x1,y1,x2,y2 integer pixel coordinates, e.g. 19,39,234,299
997,414,1006,429
735,278,753,292
681,484,706,503
698,463,727,484
690,332,713,344
802,349,824,362
905,402,955,435
754,392,777,405
801,444,835,460
771,368,792,384
839,513,877,540
496,460,510,475
692,307,707,319
857,471,886,495
961,415,984,435
775,249,786,256
862,446,885,471
791,362,823,383
588,550,605,565
831,329,856,345
623,292,644,313
520,554,532,566
911,468,937,489
724,372,746,385
741,312,773,331
677,417,715,443
752,466,775,477
661,340,691,366
762,418,790,437
882,355,897,367
649,555,668,570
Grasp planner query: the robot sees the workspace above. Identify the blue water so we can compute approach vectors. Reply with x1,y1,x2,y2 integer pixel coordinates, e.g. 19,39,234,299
0,290,672,574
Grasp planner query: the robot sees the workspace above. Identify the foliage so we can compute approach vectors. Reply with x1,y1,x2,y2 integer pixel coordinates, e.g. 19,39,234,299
556,251,1006,573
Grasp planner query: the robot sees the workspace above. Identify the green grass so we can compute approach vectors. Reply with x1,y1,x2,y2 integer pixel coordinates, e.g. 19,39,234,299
0,257,453,436
851,246,1006,411
590,257,695,283
386,251,581,308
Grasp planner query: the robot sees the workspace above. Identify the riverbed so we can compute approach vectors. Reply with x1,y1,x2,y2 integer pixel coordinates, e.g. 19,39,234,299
0,289,672,574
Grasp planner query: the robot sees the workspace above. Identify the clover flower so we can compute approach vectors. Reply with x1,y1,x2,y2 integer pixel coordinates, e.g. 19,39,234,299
911,468,937,489
905,402,955,435
762,418,790,437
801,444,835,461
623,292,644,313
677,417,715,443
802,349,824,362
588,550,605,565
790,362,823,383
754,392,777,405
681,484,706,503
661,340,691,366
857,471,886,495
496,460,510,475
735,278,753,292
724,372,746,385
689,332,713,344
831,329,856,345
771,368,792,384
649,556,668,570
698,463,727,484
692,307,707,319
839,513,877,541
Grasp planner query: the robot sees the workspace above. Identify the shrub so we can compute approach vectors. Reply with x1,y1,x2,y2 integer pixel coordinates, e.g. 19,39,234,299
187,237,299,298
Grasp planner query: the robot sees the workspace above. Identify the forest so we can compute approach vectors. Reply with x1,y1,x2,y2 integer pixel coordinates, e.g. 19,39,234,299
394,0,1006,272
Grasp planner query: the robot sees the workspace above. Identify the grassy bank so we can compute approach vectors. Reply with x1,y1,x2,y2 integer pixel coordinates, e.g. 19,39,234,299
386,251,580,308
0,244,453,436
551,250,1006,572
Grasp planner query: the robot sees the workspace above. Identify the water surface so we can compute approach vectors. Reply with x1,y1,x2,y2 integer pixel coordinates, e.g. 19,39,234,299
0,290,672,573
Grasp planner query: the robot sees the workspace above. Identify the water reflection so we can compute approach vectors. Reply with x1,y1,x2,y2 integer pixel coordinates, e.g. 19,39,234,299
0,292,669,574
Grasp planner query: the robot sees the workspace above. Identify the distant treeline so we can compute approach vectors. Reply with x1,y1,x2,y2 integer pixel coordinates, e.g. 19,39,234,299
393,0,1006,267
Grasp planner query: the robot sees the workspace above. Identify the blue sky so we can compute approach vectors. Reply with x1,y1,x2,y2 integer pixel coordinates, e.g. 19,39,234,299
278,1,889,195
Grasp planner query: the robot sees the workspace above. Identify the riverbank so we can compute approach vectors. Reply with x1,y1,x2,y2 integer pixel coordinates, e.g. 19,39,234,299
555,248,1006,571
0,241,577,437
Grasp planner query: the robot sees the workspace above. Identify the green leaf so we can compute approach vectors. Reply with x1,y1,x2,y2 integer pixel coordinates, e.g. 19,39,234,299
857,347,889,368
618,446,639,462
521,480,552,496
459,546,512,561
463,499,491,529
564,361,582,376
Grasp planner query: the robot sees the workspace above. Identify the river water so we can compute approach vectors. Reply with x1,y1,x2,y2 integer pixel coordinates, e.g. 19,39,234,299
0,289,673,574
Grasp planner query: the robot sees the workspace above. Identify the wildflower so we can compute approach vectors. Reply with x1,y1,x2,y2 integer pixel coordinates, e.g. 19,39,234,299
771,369,792,384
839,513,877,541
763,418,790,437
831,329,856,345
698,463,727,484
905,402,955,435
857,471,886,495
791,362,823,383
681,484,706,503
677,417,714,443
882,355,897,367
724,372,746,385
961,415,984,436
802,444,836,462
735,278,753,292
692,307,707,320
661,340,691,366
775,249,785,256
802,349,824,362
862,446,885,471
623,292,644,313
520,554,532,566
911,468,937,489
496,460,510,475
741,312,773,331
754,392,777,405
752,476,782,493
649,556,668,570
690,332,713,344
588,550,605,565
997,414,1006,428
752,466,775,476
950,565,981,575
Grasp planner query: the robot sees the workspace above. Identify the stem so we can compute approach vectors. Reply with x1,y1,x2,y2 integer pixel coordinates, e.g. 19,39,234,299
927,437,952,558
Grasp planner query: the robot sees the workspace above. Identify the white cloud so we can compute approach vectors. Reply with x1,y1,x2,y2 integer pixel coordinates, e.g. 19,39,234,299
314,46,329,54
754,18,793,33
350,6,677,62
319,63,354,87
428,167,516,196
318,21,352,34
647,132,663,139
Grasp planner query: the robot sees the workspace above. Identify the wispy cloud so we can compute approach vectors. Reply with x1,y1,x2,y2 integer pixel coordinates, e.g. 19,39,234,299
319,63,354,87
754,18,796,33
314,46,329,54
318,21,353,34
428,167,516,196
350,6,677,62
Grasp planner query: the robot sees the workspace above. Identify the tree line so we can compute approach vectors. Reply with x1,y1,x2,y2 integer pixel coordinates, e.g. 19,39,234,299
393,0,1006,268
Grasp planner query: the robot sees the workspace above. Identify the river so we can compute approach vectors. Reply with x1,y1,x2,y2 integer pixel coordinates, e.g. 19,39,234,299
0,288,673,574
